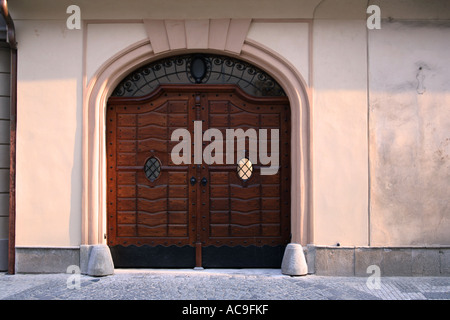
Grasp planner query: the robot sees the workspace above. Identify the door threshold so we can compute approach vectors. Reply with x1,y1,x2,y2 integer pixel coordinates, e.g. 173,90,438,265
113,268,284,276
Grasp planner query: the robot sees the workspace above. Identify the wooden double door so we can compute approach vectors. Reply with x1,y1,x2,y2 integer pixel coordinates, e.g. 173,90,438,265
107,84,290,268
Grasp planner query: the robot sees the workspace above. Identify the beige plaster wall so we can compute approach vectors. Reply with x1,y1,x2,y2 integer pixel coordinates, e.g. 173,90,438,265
86,23,148,83
311,19,369,246
368,20,450,246
15,20,83,246
246,22,310,86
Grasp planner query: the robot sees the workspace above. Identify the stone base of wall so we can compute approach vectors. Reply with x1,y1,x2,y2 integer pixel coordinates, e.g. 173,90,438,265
13,245,450,276
306,245,450,276
15,245,114,276
15,247,80,273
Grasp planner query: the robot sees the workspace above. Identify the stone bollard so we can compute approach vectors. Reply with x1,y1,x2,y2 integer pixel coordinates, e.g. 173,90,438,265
85,244,115,277
281,243,308,276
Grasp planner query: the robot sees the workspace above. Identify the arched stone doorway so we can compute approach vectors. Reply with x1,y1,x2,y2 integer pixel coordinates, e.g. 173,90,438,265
82,24,311,272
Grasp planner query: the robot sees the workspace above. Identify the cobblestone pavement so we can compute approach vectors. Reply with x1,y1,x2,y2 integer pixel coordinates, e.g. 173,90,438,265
1,269,450,300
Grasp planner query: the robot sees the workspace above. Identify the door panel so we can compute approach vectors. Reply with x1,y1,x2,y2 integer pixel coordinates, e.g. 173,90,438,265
107,85,290,268
200,91,290,250
107,88,195,252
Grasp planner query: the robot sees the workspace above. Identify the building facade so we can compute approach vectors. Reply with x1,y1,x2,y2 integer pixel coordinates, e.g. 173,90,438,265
1,0,449,276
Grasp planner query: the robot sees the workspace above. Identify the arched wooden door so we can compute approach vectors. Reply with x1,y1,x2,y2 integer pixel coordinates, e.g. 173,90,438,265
106,55,290,268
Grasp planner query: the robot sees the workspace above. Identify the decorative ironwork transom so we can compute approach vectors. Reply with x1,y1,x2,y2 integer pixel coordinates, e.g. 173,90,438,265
112,54,285,97
237,158,253,181
144,157,161,182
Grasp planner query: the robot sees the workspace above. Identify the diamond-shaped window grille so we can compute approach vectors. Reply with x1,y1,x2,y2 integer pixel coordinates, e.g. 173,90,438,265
144,157,161,182
237,158,253,181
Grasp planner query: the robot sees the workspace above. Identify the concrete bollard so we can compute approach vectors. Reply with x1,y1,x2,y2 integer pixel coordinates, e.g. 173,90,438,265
281,243,308,276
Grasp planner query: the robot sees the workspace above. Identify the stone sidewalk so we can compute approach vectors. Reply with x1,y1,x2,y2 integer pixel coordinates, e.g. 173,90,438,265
1,269,450,300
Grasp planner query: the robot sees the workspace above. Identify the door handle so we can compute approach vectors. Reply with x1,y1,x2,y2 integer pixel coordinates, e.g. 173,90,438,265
190,177,197,186
201,177,208,186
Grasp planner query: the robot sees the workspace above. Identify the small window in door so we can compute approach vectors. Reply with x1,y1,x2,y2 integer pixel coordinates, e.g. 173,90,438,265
144,157,161,182
237,158,253,181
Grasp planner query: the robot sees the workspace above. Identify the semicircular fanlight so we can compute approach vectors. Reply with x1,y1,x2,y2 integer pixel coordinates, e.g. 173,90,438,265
112,54,285,98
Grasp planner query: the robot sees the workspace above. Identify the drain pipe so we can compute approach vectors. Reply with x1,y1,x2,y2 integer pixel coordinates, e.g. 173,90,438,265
0,0,17,275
